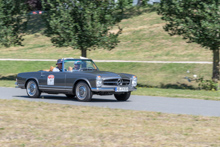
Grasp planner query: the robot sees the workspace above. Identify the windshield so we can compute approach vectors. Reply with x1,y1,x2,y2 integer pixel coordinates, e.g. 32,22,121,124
64,59,99,71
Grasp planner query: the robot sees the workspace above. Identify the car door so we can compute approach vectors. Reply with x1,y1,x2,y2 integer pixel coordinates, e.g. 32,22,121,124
38,71,66,91
65,71,79,89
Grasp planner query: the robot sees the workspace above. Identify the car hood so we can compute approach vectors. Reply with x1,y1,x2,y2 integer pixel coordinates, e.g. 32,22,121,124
83,71,132,79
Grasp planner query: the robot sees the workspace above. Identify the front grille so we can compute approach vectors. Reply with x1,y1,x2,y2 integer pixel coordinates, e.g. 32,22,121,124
103,79,130,86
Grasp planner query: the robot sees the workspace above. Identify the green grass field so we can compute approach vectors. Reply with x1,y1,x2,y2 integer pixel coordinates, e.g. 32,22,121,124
0,61,213,87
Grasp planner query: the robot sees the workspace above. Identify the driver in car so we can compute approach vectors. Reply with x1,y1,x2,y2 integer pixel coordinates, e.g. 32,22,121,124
73,61,81,70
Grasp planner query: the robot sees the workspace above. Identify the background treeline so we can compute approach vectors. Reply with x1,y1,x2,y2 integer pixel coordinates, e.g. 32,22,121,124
26,0,151,10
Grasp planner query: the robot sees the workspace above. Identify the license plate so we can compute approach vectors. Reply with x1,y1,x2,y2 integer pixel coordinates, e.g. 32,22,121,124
115,87,128,92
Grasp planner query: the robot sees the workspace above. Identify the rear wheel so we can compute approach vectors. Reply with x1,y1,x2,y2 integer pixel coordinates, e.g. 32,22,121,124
114,92,131,101
26,80,41,98
75,81,93,102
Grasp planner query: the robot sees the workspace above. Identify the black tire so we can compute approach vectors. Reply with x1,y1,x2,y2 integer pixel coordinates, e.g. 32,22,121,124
65,94,75,98
75,81,93,102
26,80,41,98
114,92,131,101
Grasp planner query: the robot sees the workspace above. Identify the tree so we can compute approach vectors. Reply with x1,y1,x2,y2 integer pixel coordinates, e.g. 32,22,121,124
42,0,122,57
158,0,220,81
0,0,28,47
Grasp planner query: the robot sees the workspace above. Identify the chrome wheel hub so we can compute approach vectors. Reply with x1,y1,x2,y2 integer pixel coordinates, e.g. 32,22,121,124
27,82,36,96
77,86,87,100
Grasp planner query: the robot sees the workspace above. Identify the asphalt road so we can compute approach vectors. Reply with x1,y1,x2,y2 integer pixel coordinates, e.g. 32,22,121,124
1,87,220,117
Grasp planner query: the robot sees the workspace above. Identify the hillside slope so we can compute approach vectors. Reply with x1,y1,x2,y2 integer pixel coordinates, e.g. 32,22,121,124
0,8,212,61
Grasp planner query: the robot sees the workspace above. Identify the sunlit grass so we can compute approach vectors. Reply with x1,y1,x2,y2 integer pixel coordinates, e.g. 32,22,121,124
0,99,220,146
0,61,212,87
0,80,16,87
133,87,220,101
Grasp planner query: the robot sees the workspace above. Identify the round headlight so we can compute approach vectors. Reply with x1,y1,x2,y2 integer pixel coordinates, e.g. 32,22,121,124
132,76,137,87
96,76,102,87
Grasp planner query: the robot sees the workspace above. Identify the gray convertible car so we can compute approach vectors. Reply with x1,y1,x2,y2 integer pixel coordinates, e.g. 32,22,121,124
16,58,137,102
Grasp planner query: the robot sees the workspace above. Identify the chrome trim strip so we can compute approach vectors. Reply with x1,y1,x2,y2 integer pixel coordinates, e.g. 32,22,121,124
91,87,137,92
39,85,72,91
102,77,121,80
65,86,73,89
39,85,69,88
91,88,115,92
39,87,72,91
101,77,131,81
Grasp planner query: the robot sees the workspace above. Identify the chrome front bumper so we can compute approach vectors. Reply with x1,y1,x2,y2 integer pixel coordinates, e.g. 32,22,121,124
91,87,137,92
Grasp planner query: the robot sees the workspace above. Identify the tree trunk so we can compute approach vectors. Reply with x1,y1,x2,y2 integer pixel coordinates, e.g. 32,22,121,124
81,48,87,57
212,49,219,82
137,0,142,6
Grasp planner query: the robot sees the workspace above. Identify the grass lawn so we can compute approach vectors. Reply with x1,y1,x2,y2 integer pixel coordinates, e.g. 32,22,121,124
133,88,220,101
0,99,220,146
0,80,15,88
0,61,213,87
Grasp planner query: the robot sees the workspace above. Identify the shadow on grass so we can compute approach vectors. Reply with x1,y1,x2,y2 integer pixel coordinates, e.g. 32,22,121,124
137,83,197,90
0,75,17,80
118,5,159,20
160,83,197,90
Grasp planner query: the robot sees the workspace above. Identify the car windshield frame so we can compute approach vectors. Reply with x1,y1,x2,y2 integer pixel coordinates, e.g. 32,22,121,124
62,59,99,72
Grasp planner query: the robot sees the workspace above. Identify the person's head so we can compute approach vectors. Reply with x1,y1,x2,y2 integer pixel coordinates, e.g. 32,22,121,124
74,61,81,70
56,59,63,70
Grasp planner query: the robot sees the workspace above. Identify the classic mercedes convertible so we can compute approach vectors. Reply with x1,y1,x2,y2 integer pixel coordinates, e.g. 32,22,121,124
16,58,137,102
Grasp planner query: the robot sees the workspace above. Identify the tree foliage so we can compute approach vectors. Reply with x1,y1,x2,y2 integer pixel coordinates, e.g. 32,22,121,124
0,0,28,47
158,0,220,80
42,0,122,57
27,0,42,10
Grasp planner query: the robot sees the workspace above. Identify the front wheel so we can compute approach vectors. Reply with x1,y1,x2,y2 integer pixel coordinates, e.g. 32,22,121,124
26,80,41,98
114,92,131,101
75,81,93,102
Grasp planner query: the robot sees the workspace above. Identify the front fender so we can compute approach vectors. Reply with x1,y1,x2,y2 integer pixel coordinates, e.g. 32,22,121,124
71,78,93,95
25,77,39,88
73,78,92,88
